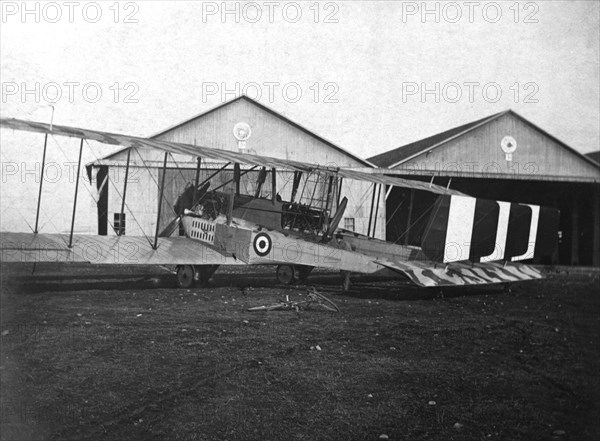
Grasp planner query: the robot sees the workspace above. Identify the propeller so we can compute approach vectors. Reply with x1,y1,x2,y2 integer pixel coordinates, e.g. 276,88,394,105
158,182,210,237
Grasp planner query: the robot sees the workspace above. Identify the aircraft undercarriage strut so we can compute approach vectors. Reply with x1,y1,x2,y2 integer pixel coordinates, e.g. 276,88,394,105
340,271,351,292
275,264,314,285
176,264,219,288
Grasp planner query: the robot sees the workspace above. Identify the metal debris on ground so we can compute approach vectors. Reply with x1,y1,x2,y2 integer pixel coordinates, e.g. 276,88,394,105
247,287,339,313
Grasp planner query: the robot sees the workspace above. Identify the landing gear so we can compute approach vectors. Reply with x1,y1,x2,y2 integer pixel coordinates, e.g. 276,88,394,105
341,271,351,292
276,265,314,285
198,265,219,286
296,265,314,283
177,265,196,288
176,265,219,288
276,264,296,285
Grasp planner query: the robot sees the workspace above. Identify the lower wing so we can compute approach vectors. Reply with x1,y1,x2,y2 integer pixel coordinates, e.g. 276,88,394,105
0,232,243,265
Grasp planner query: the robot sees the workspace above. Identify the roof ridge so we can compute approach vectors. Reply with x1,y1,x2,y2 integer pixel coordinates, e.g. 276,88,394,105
369,110,507,168
505,109,600,171
149,94,374,167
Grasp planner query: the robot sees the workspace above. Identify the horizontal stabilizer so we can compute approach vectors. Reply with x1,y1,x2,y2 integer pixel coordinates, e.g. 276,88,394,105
375,258,542,287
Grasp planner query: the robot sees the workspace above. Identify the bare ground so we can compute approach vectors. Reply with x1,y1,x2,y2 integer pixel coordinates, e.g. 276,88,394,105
1,263,599,441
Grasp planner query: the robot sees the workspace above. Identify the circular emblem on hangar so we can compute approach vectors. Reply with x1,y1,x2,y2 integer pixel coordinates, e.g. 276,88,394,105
233,122,252,141
233,122,252,150
253,232,272,256
501,135,517,160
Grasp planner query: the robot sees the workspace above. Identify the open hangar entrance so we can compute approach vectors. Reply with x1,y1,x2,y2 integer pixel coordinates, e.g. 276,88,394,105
383,177,599,266
370,110,600,266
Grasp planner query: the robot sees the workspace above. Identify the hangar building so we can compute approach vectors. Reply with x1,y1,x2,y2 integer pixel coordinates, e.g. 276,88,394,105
89,96,385,240
369,110,600,266
89,102,599,267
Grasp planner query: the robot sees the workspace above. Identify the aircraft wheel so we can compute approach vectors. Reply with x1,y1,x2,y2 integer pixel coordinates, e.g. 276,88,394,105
276,264,296,285
177,265,196,288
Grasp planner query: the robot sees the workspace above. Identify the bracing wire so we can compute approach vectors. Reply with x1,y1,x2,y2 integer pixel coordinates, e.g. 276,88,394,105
84,140,153,246
0,150,59,238
46,135,124,237
133,148,179,219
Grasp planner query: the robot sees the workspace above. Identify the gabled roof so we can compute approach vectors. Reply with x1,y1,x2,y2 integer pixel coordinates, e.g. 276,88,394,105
369,111,506,167
368,110,600,171
151,95,375,167
586,151,600,165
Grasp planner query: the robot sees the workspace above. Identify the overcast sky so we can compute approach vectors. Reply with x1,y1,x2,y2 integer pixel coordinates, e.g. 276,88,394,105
1,1,599,232
2,0,599,155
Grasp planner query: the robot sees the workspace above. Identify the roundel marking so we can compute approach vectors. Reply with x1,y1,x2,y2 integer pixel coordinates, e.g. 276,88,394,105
253,232,272,257
233,122,252,141
501,135,517,154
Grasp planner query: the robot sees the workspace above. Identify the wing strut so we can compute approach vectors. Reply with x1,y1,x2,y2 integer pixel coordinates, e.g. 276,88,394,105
33,133,49,233
405,189,415,245
371,184,382,238
68,139,84,248
193,156,202,205
254,167,267,198
118,149,131,236
271,168,277,205
367,183,377,237
325,176,334,210
234,163,241,195
153,152,168,250
291,171,302,202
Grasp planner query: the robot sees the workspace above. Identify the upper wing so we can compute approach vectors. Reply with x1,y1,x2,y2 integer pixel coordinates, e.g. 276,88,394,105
0,117,461,196
0,232,243,265
336,168,464,195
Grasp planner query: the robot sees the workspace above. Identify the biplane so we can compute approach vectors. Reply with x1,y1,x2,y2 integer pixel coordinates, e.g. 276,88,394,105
0,117,559,290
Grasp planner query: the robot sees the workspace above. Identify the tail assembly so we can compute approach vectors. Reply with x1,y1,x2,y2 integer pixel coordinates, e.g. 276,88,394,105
421,195,559,264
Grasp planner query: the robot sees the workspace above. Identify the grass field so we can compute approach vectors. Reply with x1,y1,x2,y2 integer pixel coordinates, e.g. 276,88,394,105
1,264,599,441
